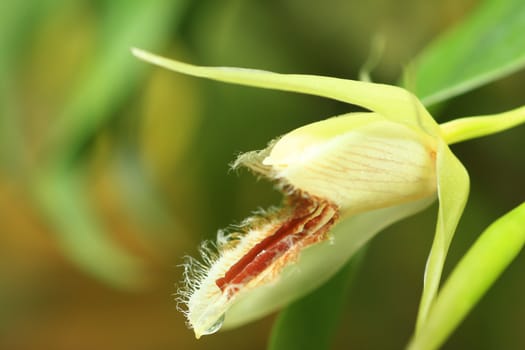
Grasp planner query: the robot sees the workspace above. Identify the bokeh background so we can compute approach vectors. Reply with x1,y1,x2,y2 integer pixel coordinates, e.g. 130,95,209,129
1,0,524,349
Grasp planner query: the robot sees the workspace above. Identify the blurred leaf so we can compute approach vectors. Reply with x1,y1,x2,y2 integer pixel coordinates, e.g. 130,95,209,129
268,248,366,350
413,0,525,106
35,168,145,288
0,0,65,171
139,57,201,182
33,0,189,288
408,202,525,350
0,0,63,55
358,35,386,83
48,1,187,160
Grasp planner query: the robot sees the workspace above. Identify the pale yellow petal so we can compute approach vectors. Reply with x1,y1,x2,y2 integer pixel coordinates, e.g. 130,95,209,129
132,48,440,135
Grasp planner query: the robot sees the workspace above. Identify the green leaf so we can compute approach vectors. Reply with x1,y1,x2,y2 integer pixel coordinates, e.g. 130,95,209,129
414,0,525,106
408,202,525,350
415,141,470,331
268,248,366,350
33,0,188,288
49,1,187,162
132,49,440,136
0,0,65,171
34,169,145,289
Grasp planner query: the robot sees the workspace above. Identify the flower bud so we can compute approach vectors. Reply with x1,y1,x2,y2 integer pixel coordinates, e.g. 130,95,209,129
240,112,437,216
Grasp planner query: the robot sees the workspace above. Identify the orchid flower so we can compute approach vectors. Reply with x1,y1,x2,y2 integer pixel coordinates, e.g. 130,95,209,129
132,48,525,340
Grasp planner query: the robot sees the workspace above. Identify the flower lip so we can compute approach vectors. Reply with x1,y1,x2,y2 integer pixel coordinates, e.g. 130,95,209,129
181,192,340,338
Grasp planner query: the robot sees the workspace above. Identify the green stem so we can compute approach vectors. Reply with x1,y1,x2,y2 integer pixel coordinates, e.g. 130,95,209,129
440,105,525,145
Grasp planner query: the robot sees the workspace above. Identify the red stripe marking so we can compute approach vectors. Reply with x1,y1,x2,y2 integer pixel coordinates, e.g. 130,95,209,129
215,197,338,296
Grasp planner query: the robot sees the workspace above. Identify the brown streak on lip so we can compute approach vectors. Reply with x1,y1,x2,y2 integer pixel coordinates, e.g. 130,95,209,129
215,196,339,296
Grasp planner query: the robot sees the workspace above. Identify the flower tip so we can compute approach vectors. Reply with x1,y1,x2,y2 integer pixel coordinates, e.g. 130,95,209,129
130,46,141,56
131,47,149,61
193,328,207,340
191,312,226,339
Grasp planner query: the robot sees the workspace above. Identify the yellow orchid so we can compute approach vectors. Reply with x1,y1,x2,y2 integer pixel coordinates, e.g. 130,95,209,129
132,48,525,340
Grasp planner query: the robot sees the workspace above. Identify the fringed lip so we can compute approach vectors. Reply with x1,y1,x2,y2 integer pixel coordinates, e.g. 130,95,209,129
180,191,340,338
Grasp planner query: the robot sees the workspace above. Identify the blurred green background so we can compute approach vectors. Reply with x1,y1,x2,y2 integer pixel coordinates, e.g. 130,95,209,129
1,0,524,349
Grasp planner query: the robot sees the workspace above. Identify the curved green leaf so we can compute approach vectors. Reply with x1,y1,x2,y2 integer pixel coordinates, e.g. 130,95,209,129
415,141,470,331
34,169,144,288
408,202,525,350
33,0,188,288
414,0,525,106
0,0,65,171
